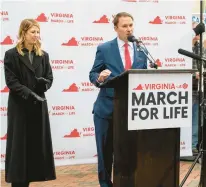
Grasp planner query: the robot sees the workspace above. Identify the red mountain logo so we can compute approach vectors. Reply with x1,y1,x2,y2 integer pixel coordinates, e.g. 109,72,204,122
0,36,14,45
149,16,163,24
1,86,9,92
0,134,7,140
93,154,98,157
36,13,48,22
62,37,78,46
62,83,79,92
155,59,162,67
133,84,143,90
93,15,110,23
64,129,81,138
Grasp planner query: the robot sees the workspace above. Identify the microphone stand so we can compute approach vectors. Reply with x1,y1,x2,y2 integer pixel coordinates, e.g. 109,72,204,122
179,55,205,187
198,2,206,186
179,1,205,185
133,41,158,69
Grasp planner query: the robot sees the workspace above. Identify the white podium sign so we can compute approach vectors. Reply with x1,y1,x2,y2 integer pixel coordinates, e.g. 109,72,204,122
128,72,192,130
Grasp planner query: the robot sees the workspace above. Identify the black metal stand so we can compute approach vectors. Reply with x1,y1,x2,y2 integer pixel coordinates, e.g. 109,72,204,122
180,151,202,187
198,72,206,187
179,1,205,186
179,73,205,187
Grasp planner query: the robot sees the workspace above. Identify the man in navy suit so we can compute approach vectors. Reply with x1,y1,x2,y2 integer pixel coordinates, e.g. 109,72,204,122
89,12,147,187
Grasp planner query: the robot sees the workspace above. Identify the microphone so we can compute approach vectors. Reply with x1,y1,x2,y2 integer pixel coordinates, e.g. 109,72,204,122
127,35,158,69
127,35,141,44
178,48,206,62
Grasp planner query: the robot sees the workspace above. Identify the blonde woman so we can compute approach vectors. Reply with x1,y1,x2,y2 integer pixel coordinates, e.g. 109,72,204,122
3,19,56,187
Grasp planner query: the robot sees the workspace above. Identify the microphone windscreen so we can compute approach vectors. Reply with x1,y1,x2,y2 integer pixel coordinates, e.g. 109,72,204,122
178,48,202,61
127,35,136,42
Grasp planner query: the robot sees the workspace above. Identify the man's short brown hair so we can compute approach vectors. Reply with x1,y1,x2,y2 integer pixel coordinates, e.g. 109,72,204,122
113,12,134,26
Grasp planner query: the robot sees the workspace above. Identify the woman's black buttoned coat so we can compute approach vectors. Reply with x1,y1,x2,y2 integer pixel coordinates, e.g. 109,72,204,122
3,47,56,183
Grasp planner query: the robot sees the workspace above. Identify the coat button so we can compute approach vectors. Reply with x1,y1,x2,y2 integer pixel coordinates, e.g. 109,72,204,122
33,85,36,88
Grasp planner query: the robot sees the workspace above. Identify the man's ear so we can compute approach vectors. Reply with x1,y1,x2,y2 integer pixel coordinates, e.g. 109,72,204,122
114,26,117,32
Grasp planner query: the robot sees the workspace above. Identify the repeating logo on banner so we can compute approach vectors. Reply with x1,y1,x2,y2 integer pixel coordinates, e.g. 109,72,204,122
0,133,7,140
122,0,158,2
53,150,76,160
62,82,99,92
50,59,75,70
155,59,162,67
0,11,9,21
0,1,194,164
149,16,186,25
36,12,74,23
0,36,14,45
49,105,75,116
61,36,104,47
1,154,6,163
122,0,137,2
93,15,111,23
0,106,7,116
180,141,186,150
0,59,4,69
0,86,9,93
155,57,186,68
139,36,159,46
64,127,95,138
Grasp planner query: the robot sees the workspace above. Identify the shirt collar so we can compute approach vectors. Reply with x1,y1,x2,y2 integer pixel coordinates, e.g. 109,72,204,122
22,48,35,53
117,37,133,49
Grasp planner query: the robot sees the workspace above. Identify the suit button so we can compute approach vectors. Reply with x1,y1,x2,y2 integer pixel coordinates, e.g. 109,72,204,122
33,85,36,88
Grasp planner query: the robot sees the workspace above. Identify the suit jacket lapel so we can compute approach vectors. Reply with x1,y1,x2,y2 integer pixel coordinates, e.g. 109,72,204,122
111,38,124,71
132,43,138,68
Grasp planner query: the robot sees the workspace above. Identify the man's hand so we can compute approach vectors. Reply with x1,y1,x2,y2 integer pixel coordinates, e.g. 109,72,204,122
97,69,111,82
196,72,200,79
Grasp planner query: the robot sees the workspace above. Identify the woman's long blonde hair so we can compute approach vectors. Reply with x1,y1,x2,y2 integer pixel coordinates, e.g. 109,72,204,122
16,19,43,56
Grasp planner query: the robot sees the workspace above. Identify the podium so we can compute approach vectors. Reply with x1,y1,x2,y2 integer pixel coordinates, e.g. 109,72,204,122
100,69,194,187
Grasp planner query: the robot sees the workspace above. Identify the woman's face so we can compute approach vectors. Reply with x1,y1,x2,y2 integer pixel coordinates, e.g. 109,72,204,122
24,25,40,45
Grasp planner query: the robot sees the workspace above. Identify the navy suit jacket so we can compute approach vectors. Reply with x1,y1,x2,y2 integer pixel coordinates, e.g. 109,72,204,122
89,38,147,119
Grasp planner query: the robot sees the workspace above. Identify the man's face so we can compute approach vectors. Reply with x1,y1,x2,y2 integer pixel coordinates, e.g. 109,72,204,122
114,16,134,42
